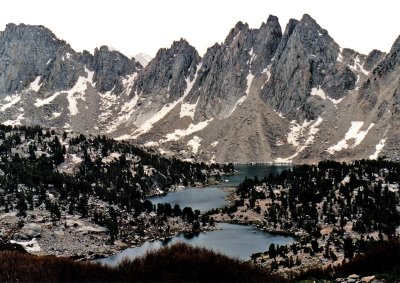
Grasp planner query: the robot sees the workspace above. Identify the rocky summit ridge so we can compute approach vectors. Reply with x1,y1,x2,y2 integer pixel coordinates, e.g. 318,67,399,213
0,14,399,164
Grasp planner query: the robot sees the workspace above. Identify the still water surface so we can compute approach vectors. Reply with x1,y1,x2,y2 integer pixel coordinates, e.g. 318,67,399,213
98,164,294,266
223,164,291,187
150,164,291,212
98,223,295,266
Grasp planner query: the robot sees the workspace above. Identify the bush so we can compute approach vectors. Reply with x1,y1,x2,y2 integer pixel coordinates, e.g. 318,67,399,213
0,251,116,282
295,240,400,281
0,243,287,282
116,243,285,282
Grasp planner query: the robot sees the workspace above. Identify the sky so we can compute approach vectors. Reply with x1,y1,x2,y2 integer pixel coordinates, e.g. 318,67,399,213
1,0,399,58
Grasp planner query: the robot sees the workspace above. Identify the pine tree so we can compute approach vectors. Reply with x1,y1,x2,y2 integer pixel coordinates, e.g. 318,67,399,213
16,193,27,217
343,237,354,258
268,243,277,259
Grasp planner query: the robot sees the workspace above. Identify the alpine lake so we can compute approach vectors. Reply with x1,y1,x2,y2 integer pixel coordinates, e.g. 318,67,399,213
98,164,296,266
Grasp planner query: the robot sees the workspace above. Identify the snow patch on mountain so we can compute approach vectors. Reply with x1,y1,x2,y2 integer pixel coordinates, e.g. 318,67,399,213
261,64,272,88
10,238,41,253
34,67,94,115
98,89,117,123
274,110,285,119
162,119,213,142
311,87,326,100
66,93,80,115
3,113,24,126
287,119,312,148
349,55,369,76
132,64,202,138
144,141,160,147
274,152,300,164
369,139,386,160
337,48,344,62
248,48,256,64
61,52,72,61
114,134,131,141
51,112,62,119
29,76,42,92
226,95,247,118
187,136,202,154
354,75,361,91
310,87,344,106
328,97,344,105
0,94,21,111
183,64,201,98
245,72,254,95
66,67,94,116
276,117,323,163
211,141,219,147
122,73,138,95
232,31,241,42
99,89,117,110
132,99,183,138
327,121,375,154
107,94,140,134
180,97,199,119
209,154,216,164
34,92,60,107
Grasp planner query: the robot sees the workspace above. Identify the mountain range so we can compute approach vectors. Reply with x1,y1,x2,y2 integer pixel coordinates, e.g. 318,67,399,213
0,14,399,164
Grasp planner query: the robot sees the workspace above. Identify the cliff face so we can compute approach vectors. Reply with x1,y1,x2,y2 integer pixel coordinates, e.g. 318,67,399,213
0,23,68,96
0,15,398,164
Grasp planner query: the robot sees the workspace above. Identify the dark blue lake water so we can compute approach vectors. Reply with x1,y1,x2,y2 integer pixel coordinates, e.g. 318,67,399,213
98,164,294,266
150,164,291,212
98,223,295,266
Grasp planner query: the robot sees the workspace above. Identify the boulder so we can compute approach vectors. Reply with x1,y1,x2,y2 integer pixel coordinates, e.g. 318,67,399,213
20,223,42,239
360,275,376,283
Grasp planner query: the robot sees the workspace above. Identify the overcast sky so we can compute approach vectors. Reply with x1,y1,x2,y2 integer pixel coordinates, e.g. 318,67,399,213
1,0,399,58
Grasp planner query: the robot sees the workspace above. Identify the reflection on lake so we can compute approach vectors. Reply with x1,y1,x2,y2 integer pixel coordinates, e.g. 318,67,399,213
98,223,295,266
150,186,228,212
150,164,291,212
98,164,295,266
224,164,292,187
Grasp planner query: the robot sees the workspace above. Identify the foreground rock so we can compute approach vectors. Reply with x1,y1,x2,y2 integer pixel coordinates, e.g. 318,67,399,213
1,207,214,259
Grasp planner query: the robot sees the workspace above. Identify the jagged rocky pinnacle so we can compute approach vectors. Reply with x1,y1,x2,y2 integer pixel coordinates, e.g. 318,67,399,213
0,14,399,164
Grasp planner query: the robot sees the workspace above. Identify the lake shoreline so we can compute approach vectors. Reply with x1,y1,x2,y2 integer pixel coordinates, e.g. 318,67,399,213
97,222,296,266
97,164,295,265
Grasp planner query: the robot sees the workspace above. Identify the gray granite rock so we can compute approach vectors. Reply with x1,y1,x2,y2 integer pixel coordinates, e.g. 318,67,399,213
262,14,341,120
93,45,141,94
1,17,400,164
0,23,65,97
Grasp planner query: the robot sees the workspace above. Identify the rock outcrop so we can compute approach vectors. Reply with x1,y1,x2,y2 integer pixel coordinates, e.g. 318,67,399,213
0,15,399,164
0,23,66,96
93,46,141,94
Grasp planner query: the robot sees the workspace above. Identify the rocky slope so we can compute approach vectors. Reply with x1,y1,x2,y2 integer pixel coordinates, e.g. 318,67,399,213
0,125,223,258
0,14,399,164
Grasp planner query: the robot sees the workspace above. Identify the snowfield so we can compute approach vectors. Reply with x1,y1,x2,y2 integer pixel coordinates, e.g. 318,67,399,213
327,121,374,154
